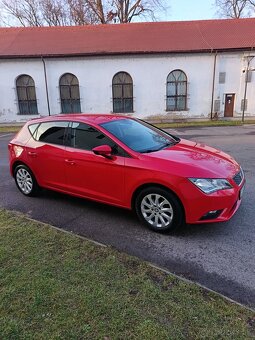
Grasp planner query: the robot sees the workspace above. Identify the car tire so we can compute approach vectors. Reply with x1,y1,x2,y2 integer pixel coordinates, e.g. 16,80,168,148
14,164,40,197
135,186,184,232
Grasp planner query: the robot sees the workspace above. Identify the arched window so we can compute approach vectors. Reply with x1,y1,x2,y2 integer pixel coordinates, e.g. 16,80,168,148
112,72,133,113
16,75,38,115
166,70,187,111
59,73,81,113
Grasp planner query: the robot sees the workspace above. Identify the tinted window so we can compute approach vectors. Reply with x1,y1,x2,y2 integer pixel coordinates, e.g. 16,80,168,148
35,122,68,145
69,122,127,156
101,119,176,153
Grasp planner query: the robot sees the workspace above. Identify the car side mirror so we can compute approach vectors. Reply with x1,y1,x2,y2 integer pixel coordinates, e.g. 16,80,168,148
92,145,113,159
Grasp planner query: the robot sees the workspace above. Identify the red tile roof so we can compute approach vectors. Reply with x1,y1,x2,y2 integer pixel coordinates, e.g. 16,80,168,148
0,18,255,58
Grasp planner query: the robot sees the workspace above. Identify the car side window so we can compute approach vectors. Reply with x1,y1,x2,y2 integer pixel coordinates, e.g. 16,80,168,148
35,121,68,146
69,122,128,157
28,123,39,137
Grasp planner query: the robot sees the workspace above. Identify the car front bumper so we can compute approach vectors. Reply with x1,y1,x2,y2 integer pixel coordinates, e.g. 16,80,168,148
183,180,245,225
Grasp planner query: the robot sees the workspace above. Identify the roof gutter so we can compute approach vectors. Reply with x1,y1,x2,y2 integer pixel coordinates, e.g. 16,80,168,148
1,47,255,60
41,56,51,116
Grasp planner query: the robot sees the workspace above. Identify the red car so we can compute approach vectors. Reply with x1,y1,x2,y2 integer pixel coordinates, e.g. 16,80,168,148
8,114,245,232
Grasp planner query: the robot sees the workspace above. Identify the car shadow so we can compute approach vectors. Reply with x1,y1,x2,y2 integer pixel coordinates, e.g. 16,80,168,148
35,189,229,238
39,188,137,223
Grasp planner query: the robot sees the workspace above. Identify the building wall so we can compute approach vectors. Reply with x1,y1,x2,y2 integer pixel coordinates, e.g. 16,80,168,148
0,52,254,123
214,53,255,118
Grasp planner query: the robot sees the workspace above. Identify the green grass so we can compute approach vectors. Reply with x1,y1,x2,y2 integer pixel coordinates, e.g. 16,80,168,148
1,119,255,133
0,209,254,339
154,119,255,129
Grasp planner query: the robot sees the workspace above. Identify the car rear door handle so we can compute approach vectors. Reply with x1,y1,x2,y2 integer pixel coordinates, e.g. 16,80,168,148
28,151,37,158
65,159,75,166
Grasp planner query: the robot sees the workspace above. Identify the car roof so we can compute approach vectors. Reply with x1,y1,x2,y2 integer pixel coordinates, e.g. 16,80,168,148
27,114,132,125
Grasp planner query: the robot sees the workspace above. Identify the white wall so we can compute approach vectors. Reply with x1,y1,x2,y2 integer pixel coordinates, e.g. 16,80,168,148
0,59,48,123
214,53,255,118
0,52,254,123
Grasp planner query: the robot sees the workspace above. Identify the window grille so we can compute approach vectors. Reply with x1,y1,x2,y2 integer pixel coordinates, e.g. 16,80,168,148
166,70,187,111
219,72,226,84
112,72,133,113
16,75,38,115
59,73,81,113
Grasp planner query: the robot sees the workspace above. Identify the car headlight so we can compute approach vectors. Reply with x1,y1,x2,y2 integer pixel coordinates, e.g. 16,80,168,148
189,178,232,194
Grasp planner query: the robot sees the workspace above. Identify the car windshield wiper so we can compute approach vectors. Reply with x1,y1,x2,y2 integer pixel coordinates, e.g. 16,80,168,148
141,141,176,153
156,141,177,150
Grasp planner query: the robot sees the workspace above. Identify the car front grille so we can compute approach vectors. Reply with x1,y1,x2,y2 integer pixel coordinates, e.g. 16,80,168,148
233,169,244,186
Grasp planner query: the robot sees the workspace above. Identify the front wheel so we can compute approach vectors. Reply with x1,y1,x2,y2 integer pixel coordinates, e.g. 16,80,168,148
135,187,184,232
14,165,40,197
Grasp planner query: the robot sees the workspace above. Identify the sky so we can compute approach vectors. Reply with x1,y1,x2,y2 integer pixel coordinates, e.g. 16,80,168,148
161,0,216,21
0,0,218,26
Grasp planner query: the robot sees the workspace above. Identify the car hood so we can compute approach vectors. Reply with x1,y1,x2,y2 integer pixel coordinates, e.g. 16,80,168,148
143,138,240,178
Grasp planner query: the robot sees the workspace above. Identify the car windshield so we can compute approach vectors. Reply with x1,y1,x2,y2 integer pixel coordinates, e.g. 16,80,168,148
100,119,178,153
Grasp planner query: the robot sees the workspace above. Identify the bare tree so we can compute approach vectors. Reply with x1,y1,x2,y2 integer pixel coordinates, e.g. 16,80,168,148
215,0,255,18
2,0,43,26
88,0,106,23
66,0,101,25
113,0,165,23
0,0,167,26
85,0,166,24
40,0,69,26
0,0,99,26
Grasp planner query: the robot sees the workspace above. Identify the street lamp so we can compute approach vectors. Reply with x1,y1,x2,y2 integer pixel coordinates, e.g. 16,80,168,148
242,56,255,123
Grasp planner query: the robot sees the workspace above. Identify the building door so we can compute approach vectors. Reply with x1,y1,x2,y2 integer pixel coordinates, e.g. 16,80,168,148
224,94,235,117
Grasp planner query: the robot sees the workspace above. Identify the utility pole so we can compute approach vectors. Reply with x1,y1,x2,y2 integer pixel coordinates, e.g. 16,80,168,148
242,56,254,123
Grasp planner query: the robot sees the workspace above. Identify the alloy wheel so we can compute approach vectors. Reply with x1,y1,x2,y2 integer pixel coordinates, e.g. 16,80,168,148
141,193,174,229
16,168,33,195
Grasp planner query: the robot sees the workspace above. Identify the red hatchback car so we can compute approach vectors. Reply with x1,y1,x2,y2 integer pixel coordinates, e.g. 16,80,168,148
9,114,245,232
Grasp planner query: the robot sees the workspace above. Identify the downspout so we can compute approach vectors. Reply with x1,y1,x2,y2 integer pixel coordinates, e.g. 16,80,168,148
210,51,217,120
41,56,51,116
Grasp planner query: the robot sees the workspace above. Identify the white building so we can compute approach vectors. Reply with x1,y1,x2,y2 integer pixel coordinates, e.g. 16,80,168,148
0,18,255,123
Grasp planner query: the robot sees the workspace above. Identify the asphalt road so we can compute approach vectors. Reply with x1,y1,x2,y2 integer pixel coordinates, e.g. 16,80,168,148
1,125,255,309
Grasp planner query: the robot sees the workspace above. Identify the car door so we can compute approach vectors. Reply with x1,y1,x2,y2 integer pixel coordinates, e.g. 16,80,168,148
64,122,126,205
26,121,69,190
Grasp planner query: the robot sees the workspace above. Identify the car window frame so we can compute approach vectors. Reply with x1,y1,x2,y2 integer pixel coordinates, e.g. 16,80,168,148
29,120,70,147
65,121,130,158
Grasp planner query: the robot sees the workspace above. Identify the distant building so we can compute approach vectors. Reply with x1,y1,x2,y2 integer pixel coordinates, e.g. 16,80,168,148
0,18,255,123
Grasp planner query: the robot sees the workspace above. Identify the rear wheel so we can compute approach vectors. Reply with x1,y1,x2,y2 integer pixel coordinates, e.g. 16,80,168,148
14,165,40,197
135,186,184,232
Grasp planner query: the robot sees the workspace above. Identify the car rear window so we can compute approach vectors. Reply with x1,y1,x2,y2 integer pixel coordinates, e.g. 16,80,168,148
34,121,68,146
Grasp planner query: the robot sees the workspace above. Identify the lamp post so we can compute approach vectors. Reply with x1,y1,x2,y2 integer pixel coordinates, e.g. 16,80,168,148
242,56,254,123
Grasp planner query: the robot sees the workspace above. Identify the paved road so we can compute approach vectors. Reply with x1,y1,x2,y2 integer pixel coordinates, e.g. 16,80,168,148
1,125,255,309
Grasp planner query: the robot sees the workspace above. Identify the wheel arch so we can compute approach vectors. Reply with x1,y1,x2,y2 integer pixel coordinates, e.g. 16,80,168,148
12,161,35,178
131,182,186,221
12,161,26,176
13,161,40,196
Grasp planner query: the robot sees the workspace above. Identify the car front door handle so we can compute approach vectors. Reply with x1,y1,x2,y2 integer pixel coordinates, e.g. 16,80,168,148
65,159,75,166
